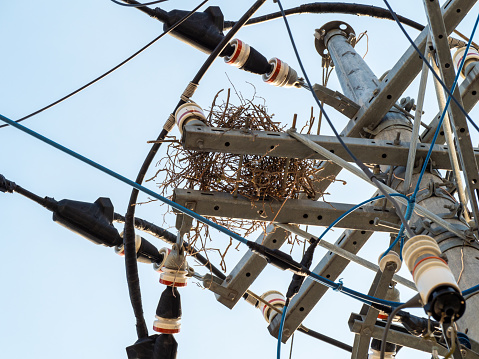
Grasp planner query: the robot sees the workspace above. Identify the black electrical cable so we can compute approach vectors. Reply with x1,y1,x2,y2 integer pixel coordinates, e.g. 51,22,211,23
122,0,267,340
0,0,209,130
382,0,479,133
275,0,414,238
297,327,353,353
380,294,421,359
113,213,226,280
224,2,424,32
111,0,167,7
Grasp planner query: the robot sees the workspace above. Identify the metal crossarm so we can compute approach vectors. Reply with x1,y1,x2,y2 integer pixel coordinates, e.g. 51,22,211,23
172,189,400,232
424,0,479,234
183,126,479,170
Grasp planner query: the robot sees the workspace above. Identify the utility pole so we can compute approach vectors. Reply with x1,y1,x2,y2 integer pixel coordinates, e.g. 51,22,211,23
314,19,479,346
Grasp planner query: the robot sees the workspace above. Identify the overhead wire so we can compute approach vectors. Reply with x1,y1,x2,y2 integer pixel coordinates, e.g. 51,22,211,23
223,2,425,31
122,0,267,339
113,213,226,279
3,113,479,313
110,0,167,7
0,115,406,311
274,0,414,239
0,0,210,130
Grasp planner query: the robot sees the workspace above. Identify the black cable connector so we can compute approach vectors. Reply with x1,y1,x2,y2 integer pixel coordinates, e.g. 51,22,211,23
285,237,319,300
130,4,272,75
0,174,16,193
246,241,309,276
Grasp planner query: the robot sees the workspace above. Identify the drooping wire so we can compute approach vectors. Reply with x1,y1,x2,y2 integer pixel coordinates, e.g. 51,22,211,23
0,0,210,130
275,0,414,238
3,113,479,308
379,294,422,359
382,0,479,134
110,0,167,7
122,0,267,339
223,2,424,32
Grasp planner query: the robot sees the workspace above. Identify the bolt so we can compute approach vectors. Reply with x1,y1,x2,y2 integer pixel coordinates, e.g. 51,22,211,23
225,275,232,283
372,88,380,96
361,327,371,336
196,139,204,149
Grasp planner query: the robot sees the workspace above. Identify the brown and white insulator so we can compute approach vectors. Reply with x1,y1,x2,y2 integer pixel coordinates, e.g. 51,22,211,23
453,46,479,78
153,287,182,334
258,290,286,323
158,243,189,287
174,102,206,134
262,58,301,88
224,39,251,69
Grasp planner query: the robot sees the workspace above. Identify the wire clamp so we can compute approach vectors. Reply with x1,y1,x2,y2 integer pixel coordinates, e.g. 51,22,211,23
334,278,344,292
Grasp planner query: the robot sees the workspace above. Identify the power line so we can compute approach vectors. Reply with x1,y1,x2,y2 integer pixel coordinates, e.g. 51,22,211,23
0,0,210,130
110,0,167,7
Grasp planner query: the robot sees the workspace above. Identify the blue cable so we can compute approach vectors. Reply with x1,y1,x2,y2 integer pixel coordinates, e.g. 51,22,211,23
0,113,407,310
277,305,288,359
383,0,479,134
316,193,410,243
0,113,249,246
3,113,479,309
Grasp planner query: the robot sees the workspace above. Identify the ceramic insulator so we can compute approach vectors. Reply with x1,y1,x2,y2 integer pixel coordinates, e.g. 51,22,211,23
258,290,285,323
224,39,251,69
174,102,206,134
402,235,459,305
453,46,479,78
262,58,299,88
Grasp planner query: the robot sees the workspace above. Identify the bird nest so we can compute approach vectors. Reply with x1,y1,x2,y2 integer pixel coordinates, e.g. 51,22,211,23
149,88,342,271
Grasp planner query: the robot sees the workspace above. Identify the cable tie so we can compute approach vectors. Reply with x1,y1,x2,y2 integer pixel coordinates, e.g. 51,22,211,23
182,82,199,99
334,278,344,292
163,113,176,132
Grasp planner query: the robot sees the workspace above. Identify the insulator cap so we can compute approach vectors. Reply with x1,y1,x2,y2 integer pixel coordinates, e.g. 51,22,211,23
160,268,188,287
453,46,479,78
174,102,206,134
258,290,285,323
378,251,401,273
224,39,251,69
262,58,300,88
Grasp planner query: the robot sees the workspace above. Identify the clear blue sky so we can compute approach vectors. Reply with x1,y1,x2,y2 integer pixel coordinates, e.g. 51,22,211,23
1,1,478,358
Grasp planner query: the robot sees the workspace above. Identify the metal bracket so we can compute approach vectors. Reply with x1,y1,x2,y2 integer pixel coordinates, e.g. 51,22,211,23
175,201,196,237
312,84,360,119
202,273,238,299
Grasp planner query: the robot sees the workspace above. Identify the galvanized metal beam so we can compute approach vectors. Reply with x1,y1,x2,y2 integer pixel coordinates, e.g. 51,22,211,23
172,189,400,232
348,313,450,356
351,266,396,359
341,0,476,138
312,84,360,119
215,224,289,309
183,126,479,170
268,229,373,340
421,61,479,143
423,0,479,234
